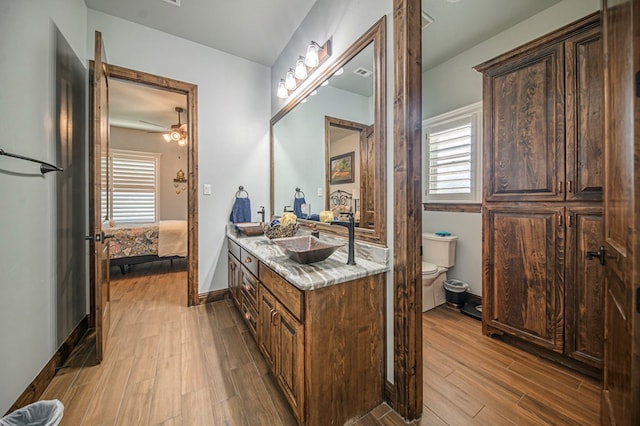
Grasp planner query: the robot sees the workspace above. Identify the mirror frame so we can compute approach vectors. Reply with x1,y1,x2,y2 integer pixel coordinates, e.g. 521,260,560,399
270,16,387,245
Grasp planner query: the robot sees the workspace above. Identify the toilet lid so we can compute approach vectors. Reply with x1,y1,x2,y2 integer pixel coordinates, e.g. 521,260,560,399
422,262,438,274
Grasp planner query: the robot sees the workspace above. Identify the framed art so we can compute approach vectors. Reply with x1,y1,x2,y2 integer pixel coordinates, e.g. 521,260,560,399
329,151,355,184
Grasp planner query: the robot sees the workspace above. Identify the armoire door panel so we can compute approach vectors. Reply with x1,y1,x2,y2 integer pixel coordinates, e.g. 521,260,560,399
483,44,564,201
484,206,564,351
565,207,604,367
565,27,604,201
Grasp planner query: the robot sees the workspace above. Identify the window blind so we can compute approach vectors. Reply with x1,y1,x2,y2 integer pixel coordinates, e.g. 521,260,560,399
110,150,159,224
426,118,472,195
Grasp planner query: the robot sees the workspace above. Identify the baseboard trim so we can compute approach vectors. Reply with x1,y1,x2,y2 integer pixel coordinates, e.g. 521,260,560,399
384,380,394,407
198,288,230,305
7,315,89,415
466,293,482,305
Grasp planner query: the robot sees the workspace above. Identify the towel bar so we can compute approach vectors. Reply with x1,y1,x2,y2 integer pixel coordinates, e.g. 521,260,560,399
0,148,63,174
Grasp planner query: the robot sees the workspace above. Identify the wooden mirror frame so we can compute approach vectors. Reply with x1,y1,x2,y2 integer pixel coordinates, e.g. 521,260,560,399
270,16,387,245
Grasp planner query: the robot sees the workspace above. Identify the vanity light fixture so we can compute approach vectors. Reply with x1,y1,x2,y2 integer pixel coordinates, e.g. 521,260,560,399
321,80,329,87
294,56,308,79
277,79,289,99
276,39,331,100
285,68,297,90
310,90,318,96
334,67,344,76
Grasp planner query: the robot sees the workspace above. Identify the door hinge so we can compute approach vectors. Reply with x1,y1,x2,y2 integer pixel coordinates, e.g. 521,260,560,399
636,71,640,98
636,288,640,314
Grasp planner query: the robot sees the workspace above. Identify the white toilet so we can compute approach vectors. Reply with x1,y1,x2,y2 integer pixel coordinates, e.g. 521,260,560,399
422,232,458,312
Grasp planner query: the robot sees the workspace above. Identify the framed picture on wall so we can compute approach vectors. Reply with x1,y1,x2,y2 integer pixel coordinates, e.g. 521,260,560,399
329,151,355,184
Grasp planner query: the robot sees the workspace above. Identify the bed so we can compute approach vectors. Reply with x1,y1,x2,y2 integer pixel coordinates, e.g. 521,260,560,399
109,220,188,274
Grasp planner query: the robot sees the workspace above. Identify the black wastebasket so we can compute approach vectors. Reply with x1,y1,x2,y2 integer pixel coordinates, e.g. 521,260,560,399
443,279,469,308
0,400,63,426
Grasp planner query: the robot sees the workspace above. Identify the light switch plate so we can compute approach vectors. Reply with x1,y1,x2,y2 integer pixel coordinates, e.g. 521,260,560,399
317,187,323,196
203,184,212,195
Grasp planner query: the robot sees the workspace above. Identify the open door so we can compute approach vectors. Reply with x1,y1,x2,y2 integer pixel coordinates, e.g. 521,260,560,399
601,0,640,423
88,31,111,363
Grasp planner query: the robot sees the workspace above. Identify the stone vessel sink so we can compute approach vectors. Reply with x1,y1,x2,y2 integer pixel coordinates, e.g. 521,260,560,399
235,222,264,236
273,235,343,264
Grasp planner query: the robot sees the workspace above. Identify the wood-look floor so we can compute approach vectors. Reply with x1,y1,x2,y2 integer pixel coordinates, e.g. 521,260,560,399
40,261,600,425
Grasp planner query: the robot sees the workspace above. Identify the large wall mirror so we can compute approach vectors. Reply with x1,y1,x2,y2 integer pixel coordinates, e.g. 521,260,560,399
270,16,386,245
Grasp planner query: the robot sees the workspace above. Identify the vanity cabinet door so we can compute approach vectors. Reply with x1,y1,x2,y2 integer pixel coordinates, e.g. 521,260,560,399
257,285,277,371
274,302,305,424
228,253,241,307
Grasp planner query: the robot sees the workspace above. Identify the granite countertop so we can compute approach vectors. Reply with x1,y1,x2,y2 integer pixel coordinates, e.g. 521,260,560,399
227,229,389,291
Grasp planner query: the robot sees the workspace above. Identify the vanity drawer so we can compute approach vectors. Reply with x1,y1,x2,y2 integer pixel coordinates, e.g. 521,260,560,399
259,262,304,321
228,238,241,259
241,298,257,336
240,248,259,277
241,269,258,308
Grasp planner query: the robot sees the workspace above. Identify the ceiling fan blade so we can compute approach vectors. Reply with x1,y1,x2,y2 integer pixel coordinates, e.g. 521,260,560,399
139,120,168,129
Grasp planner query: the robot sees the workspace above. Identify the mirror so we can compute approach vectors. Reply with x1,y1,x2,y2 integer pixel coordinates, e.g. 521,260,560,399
270,16,386,245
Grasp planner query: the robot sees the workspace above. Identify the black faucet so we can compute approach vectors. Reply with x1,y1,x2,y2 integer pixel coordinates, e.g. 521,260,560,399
257,206,265,223
331,212,356,265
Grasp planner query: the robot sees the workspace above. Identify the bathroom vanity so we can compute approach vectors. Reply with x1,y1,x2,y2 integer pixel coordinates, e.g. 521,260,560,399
227,230,388,425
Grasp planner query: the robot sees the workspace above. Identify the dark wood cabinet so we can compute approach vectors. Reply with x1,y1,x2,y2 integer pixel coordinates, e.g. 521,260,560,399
477,13,604,374
228,251,241,307
229,238,384,425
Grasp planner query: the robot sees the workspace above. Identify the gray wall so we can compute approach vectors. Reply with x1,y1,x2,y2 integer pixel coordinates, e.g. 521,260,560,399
422,0,600,297
110,127,188,221
0,0,88,414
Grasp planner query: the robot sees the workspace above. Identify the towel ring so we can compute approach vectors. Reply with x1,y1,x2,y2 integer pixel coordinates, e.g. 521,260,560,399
294,187,306,199
236,186,249,198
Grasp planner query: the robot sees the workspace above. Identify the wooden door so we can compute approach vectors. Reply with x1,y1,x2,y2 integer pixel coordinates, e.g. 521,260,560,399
274,303,305,424
359,124,375,229
483,205,565,352
601,0,640,423
257,285,277,370
481,44,565,202
564,25,604,202
564,207,603,368
88,31,111,362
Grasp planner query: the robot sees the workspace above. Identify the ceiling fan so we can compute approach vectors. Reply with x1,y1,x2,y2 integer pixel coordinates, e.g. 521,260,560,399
140,106,188,146
163,107,188,146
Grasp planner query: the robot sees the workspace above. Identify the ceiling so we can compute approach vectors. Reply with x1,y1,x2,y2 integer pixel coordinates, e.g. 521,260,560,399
103,0,563,131
84,0,318,67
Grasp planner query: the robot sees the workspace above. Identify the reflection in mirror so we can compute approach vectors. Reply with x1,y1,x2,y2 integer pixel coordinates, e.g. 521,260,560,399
271,17,386,245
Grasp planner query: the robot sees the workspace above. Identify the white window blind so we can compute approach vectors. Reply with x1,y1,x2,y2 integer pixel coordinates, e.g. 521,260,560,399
109,150,160,224
423,103,482,203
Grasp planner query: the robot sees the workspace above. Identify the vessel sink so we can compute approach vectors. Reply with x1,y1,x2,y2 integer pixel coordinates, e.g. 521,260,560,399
235,222,264,236
272,235,343,264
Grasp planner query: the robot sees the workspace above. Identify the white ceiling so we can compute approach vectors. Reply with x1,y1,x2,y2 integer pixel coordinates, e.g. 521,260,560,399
84,0,318,67
103,0,563,130
422,0,561,70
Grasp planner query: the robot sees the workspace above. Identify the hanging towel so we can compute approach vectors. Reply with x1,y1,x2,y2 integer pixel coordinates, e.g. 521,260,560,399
230,197,251,223
293,197,307,218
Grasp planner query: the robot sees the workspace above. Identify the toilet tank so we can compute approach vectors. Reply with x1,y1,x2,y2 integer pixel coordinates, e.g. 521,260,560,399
422,232,458,268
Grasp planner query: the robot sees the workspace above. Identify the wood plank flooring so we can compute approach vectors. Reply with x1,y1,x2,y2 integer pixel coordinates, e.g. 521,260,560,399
40,260,600,425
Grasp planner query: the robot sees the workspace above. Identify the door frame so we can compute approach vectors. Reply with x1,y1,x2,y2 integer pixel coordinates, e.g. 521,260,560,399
105,64,200,307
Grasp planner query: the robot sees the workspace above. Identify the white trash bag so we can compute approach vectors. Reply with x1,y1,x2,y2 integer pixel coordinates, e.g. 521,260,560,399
0,400,63,426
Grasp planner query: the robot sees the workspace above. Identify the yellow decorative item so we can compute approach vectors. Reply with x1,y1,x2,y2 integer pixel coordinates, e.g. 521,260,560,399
319,210,334,223
281,212,297,226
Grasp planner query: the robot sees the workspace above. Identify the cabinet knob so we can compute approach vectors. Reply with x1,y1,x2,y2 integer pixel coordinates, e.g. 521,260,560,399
245,257,252,264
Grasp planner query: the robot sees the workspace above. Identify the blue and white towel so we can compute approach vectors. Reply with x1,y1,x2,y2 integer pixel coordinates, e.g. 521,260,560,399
230,197,251,223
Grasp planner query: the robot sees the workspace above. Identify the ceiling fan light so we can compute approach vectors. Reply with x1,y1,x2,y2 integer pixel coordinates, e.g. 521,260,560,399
294,57,308,79
178,138,187,147
163,134,171,142
170,129,182,141
305,42,319,67
277,79,289,99
285,69,297,90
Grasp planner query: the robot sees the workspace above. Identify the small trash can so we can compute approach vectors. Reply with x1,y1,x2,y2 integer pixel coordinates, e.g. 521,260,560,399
443,279,469,308
0,400,64,426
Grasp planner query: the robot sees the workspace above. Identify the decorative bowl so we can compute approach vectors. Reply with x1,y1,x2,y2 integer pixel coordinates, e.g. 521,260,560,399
263,222,299,239
235,222,265,236
272,235,343,264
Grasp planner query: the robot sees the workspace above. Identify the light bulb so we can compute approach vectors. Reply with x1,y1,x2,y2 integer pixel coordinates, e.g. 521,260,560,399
310,90,317,96
294,57,307,79
285,69,297,90
178,138,187,147
163,134,171,142
170,130,181,141
321,80,329,87
277,79,288,99
305,43,319,67
334,67,344,76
